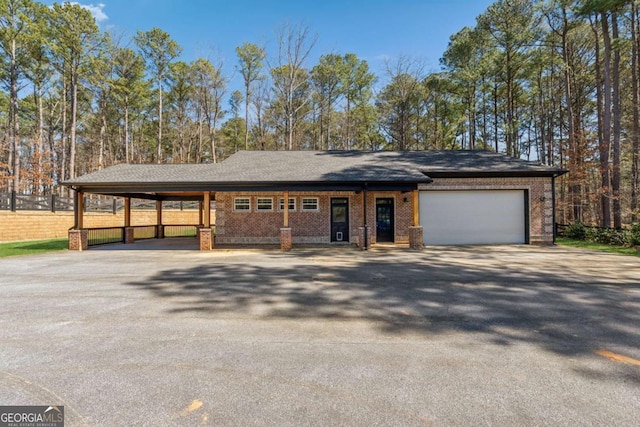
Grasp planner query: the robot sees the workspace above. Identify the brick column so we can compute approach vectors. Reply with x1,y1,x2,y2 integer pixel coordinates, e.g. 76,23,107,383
68,229,88,251
124,226,135,244
280,227,292,250
199,227,213,251
358,226,371,250
409,226,424,250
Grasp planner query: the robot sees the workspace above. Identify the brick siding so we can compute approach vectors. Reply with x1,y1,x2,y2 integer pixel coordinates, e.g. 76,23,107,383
214,191,412,245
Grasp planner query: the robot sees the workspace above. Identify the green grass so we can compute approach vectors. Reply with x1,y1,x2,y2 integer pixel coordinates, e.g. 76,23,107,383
556,237,640,257
0,238,68,258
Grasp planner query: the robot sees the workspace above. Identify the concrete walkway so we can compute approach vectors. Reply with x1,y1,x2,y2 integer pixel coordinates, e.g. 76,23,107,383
0,244,639,426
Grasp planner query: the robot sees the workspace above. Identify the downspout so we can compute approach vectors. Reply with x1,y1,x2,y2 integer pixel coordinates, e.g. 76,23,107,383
363,183,368,250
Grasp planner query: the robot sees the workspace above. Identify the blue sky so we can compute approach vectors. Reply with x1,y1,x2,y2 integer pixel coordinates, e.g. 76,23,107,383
52,0,495,93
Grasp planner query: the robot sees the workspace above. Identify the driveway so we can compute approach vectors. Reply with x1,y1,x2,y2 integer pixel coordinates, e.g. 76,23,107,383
0,241,639,426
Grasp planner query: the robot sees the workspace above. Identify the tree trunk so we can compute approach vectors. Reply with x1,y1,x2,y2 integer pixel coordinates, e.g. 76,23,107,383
611,11,622,228
493,81,499,152
244,82,250,150
99,100,106,170
632,3,640,223
599,11,612,228
562,6,581,222
60,73,67,190
69,67,78,180
9,38,20,193
157,80,163,163
36,84,44,194
124,98,130,163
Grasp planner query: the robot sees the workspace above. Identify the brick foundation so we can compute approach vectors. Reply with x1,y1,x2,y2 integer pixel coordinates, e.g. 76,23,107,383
199,227,213,250
68,229,88,251
124,227,135,244
280,228,292,250
409,226,424,250
358,226,372,250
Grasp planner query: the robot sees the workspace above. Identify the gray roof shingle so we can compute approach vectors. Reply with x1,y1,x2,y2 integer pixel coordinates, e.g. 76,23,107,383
63,150,566,189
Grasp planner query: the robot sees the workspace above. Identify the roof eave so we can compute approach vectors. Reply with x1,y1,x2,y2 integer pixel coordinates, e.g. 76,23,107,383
65,178,432,195
424,169,568,179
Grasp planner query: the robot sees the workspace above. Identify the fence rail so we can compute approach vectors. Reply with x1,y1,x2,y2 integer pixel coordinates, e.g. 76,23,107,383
0,192,203,212
164,224,198,238
87,227,125,247
133,225,157,240
86,224,200,247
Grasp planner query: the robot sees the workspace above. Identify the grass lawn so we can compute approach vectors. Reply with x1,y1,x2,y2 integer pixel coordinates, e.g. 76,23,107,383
556,237,640,258
0,238,68,258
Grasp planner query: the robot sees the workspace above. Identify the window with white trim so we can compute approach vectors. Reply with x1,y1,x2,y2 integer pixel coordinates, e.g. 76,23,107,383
234,197,250,211
301,197,319,212
256,197,274,211
279,197,296,211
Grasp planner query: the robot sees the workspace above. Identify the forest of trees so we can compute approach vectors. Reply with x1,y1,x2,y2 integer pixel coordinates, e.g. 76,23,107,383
0,0,638,227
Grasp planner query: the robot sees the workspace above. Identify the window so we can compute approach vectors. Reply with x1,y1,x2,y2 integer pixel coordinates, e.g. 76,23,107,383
279,197,296,211
301,197,319,212
256,197,274,211
234,197,250,211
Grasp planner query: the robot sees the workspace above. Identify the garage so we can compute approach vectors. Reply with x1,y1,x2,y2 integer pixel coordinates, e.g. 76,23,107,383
419,190,527,245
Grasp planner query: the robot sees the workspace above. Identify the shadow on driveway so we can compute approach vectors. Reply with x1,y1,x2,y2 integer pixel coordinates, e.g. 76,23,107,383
125,245,640,378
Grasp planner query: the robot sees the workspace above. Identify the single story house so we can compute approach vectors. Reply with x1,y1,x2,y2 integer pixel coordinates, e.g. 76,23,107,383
62,150,567,250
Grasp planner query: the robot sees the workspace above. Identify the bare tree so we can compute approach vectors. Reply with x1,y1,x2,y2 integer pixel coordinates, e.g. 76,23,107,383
269,23,317,150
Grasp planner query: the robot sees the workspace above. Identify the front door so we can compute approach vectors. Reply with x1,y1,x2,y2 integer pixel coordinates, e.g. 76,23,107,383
376,198,395,243
331,198,349,242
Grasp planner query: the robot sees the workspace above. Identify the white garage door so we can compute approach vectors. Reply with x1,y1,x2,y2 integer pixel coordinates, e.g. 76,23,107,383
419,190,526,245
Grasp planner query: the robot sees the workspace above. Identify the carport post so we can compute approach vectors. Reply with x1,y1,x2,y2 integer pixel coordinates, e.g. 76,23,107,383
280,190,292,250
199,192,213,250
409,189,424,250
124,197,134,244
124,197,131,227
75,191,84,229
156,200,164,239
203,192,211,227
68,190,88,251
283,190,289,227
412,190,420,226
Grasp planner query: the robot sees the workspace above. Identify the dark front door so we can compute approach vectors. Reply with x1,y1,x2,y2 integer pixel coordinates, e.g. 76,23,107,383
376,198,394,243
331,198,349,242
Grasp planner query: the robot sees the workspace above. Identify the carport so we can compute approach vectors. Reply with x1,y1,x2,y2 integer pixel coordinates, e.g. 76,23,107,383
64,163,220,251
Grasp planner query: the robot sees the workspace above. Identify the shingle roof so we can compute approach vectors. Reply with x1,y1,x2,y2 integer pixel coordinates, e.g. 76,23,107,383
63,150,566,190
64,163,224,185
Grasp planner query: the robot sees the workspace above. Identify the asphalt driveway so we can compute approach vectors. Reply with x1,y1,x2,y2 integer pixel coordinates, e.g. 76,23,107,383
0,241,639,426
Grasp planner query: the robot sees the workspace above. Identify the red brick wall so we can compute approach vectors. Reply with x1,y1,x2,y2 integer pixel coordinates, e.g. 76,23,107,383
419,177,554,244
213,177,554,246
215,191,411,245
